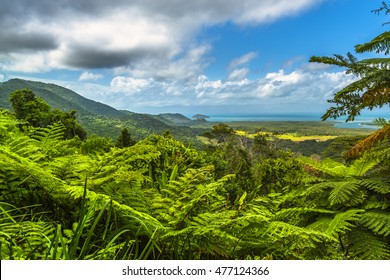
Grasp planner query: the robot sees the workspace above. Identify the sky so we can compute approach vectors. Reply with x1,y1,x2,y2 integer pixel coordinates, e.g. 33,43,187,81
0,0,390,116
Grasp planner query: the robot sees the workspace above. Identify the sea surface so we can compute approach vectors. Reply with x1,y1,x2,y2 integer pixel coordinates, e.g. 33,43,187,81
205,113,390,130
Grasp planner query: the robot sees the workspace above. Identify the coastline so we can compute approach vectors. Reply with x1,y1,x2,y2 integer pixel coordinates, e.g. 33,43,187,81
201,113,389,130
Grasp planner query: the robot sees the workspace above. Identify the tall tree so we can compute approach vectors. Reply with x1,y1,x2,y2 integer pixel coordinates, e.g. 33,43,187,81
116,128,136,148
310,3,390,157
51,109,87,140
9,88,87,140
10,89,51,127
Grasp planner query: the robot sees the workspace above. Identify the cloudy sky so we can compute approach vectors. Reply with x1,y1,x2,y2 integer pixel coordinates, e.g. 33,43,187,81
0,0,389,116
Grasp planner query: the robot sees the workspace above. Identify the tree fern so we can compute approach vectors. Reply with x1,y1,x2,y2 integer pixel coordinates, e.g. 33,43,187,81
30,122,66,142
346,124,390,158
0,203,55,260
324,209,363,238
345,228,390,259
328,181,366,207
6,136,44,162
300,156,379,178
357,179,390,195
359,210,390,237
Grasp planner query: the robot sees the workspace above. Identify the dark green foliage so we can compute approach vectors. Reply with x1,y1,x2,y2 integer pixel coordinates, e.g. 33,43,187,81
203,123,235,143
1,109,390,260
320,136,366,162
10,89,51,127
0,78,204,147
51,109,87,140
1,78,123,116
9,88,87,140
301,152,390,259
116,128,136,148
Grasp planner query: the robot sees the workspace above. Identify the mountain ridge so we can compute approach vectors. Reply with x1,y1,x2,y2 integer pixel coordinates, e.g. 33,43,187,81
0,78,203,142
1,79,128,117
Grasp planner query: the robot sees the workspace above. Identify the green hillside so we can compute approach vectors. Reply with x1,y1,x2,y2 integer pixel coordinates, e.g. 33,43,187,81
0,79,203,143
0,79,123,117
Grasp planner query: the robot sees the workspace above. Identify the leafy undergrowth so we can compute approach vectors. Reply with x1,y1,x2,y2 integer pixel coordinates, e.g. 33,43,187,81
1,110,389,260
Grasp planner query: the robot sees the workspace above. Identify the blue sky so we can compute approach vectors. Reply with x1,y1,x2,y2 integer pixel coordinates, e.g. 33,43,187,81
0,0,389,116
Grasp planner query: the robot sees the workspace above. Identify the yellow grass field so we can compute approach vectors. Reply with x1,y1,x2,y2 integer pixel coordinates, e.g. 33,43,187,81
235,130,337,142
198,130,337,144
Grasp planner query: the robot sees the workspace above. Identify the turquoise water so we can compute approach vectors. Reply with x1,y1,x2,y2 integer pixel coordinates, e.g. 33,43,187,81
207,113,324,122
205,113,390,130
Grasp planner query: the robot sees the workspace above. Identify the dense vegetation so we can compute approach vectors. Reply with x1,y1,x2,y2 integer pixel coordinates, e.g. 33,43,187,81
0,2,389,261
0,97,389,259
0,79,203,144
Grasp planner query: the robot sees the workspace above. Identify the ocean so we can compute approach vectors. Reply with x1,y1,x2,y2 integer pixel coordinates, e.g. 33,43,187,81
204,113,390,130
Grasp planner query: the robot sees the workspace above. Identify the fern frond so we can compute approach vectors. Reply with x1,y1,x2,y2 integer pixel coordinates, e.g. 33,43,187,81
274,207,335,224
0,217,55,260
6,136,44,162
325,209,363,237
306,217,333,232
328,182,365,207
30,122,66,143
264,221,336,258
357,179,390,195
359,211,390,236
300,157,379,178
346,124,390,158
346,228,390,259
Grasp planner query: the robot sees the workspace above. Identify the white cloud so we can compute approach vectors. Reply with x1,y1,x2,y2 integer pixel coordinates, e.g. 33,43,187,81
0,0,323,78
2,0,339,114
25,66,355,114
254,69,357,102
110,76,151,94
79,72,103,81
282,56,305,68
234,0,323,24
229,52,258,70
0,53,52,73
228,68,249,81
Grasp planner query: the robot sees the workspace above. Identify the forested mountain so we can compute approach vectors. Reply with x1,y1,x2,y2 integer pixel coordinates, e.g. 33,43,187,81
0,79,123,117
0,79,201,142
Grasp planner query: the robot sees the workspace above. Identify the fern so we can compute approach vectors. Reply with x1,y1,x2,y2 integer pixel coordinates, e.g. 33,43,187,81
357,179,390,195
346,228,390,259
300,156,379,178
0,203,55,260
274,207,336,224
359,211,390,237
325,209,363,238
29,122,67,159
346,124,390,158
30,122,65,142
6,136,44,162
328,181,366,207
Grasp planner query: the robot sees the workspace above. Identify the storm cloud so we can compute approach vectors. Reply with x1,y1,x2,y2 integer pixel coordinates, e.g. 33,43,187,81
0,0,323,75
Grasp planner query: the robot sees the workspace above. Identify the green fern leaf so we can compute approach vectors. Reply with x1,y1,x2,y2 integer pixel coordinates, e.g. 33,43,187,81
358,179,390,195
359,211,390,236
346,228,390,259
328,182,365,206
325,209,363,237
